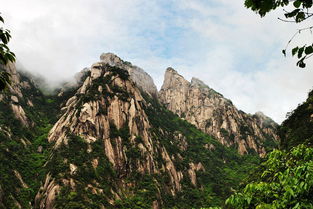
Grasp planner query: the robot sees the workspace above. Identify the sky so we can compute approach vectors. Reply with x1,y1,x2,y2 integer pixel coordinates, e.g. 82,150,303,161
1,0,313,123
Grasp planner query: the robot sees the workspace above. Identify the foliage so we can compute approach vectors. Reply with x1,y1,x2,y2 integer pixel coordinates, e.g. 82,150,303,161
75,65,130,117
0,13,15,91
115,195,151,209
93,63,130,80
0,104,51,208
0,73,62,208
226,144,313,208
141,91,264,208
244,0,313,68
47,87,265,209
52,135,116,208
0,14,15,65
0,65,271,208
279,89,313,150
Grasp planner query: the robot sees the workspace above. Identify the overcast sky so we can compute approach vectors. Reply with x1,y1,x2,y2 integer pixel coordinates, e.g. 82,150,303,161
1,0,313,123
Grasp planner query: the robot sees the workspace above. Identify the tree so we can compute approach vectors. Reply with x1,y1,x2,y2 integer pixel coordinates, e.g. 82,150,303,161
0,13,15,91
225,144,313,208
245,0,313,68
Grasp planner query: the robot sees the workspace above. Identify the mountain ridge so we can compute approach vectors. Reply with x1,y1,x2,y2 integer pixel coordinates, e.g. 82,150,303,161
32,60,260,208
159,67,278,156
0,53,278,208
96,54,278,156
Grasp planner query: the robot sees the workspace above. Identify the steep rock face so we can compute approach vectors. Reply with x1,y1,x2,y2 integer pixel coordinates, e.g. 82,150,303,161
100,52,158,97
0,63,36,126
159,68,278,156
47,62,157,172
35,60,261,209
0,56,275,208
35,62,180,209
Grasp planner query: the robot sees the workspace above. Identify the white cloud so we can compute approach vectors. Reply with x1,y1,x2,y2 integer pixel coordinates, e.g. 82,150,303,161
1,0,313,123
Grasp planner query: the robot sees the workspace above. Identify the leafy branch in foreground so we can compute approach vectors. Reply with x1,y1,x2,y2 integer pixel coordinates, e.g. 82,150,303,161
282,26,313,68
0,13,15,91
225,144,313,208
245,0,313,68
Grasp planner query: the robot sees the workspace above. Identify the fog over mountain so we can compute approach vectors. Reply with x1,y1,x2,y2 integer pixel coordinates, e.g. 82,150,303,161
1,0,313,123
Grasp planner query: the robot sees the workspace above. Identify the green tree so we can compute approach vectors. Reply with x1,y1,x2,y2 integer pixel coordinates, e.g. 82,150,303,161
225,144,313,208
0,13,15,91
245,0,313,68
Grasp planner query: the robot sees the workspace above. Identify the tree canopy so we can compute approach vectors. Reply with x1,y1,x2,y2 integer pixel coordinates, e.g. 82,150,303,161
245,0,313,68
226,144,313,208
0,13,15,91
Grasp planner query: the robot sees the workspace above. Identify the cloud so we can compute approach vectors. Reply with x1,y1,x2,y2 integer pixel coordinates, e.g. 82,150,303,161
1,0,312,123
1,0,149,83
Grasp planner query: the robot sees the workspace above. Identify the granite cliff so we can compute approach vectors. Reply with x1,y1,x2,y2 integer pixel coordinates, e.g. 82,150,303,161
34,57,262,208
0,54,278,209
99,53,158,97
159,67,278,156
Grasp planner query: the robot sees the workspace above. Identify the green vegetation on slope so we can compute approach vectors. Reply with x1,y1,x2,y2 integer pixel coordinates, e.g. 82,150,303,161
224,89,313,209
226,144,313,208
0,71,78,209
0,91,52,208
0,66,274,209
52,134,117,208
279,89,313,150
141,92,264,208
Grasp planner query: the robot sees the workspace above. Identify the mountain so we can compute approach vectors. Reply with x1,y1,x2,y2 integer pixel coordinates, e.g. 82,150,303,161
99,53,158,97
159,67,278,156
0,54,276,209
33,57,262,208
0,63,53,208
279,89,313,150
224,90,313,208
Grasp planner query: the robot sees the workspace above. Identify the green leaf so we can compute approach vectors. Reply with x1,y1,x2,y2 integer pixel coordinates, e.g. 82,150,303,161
0,33,8,44
293,0,302,8
303,0,313,8
6,53,15,62
297,58,306,68
305,46,313,55
292,47,299,56
0,71,11,90
246,196,252,204
298,47,305,58
296,12,305,22
285,9,300,18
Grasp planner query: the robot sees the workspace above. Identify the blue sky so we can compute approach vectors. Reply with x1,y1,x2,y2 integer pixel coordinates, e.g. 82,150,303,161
1,0,313,123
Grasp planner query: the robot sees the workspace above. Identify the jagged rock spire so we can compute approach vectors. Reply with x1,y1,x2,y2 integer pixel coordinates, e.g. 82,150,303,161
99,52,158,97
159,67,278,156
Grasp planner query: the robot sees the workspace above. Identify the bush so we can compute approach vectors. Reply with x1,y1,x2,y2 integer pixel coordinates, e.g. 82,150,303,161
226,144,313,209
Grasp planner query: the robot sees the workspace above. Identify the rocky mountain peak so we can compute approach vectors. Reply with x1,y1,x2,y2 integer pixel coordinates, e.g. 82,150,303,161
99,52,158,97
0,55,282,209
253,111,277,128
254,111,268,119
190,77,208,88
37,62,163,207
159,69,278,156
99,52,123,66
165,67,178,74
37,60,242,208
0,63,35,127
161,67,189,90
